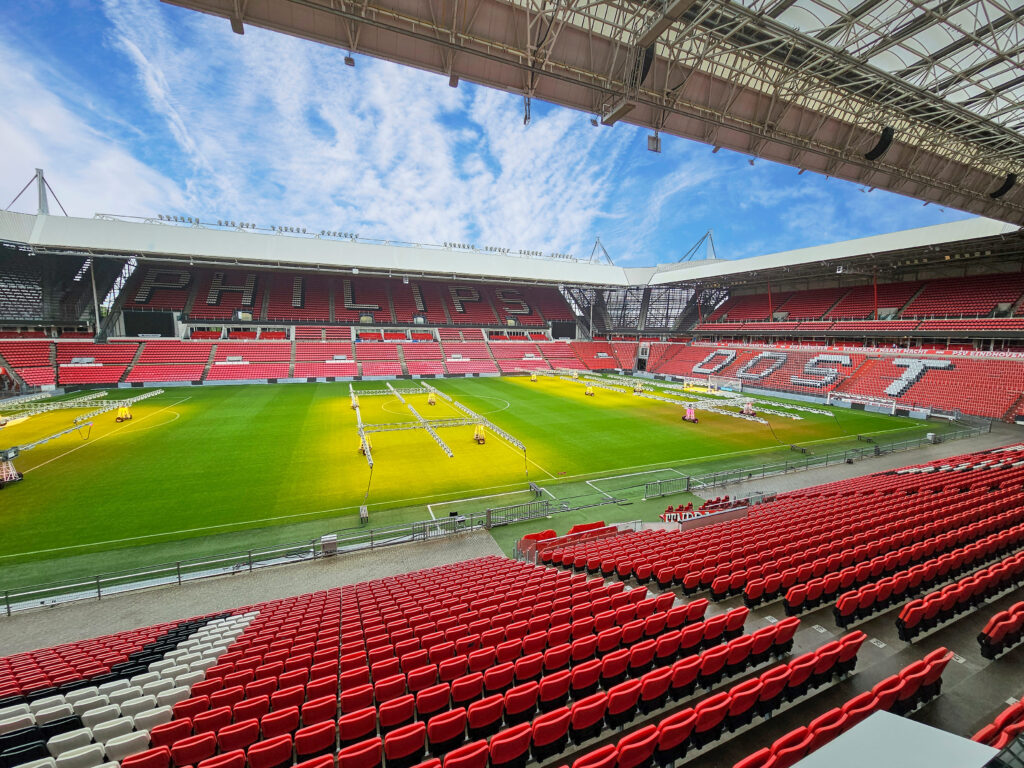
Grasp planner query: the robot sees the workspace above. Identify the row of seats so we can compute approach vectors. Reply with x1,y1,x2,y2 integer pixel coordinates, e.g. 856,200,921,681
835,521,1024,627
335,602,747,744
977,600,1024,660
973,695,1024,751
762,493,1024,613
897,548,1024,641
333,617,814,768
565,633,865,768
732,648,952,768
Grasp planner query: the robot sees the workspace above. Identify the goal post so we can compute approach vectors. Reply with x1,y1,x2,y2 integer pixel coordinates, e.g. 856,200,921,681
707,375,742,393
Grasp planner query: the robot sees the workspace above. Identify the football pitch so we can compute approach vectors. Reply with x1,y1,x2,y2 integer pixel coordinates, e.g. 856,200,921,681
0,376,958,587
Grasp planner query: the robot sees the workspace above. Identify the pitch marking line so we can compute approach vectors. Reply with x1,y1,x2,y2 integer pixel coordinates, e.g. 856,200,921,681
427,489,531,519
488,434,557,480
22,397,191,475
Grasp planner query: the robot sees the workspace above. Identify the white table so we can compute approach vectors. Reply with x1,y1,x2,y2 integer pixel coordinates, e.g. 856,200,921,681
795,711,998,768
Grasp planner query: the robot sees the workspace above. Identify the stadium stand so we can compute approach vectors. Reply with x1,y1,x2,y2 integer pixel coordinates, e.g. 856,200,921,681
439,343,498,375
973,696,1024,750
55,343,137,386
977,601,1024,660
902,274,1024,318
543,447,1024,615
265,275,331,323
535,343,586,371
400,344,447,376
729,650,952,767
189,272,264,322
569,342,618,371
774,288,848,320
824,281,923,320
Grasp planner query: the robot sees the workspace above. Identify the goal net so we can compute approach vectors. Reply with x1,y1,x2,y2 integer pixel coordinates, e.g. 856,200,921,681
707,375,743,393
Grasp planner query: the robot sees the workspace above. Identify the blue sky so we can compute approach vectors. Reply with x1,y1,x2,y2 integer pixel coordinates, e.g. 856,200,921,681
1,0,975,266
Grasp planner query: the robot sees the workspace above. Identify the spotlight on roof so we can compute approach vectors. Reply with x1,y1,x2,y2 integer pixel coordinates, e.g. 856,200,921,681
344,54,355,67
449,74,459,88
647,132,661,153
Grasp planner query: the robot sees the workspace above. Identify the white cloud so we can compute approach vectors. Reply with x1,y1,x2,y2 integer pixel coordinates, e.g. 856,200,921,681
0,32,184,217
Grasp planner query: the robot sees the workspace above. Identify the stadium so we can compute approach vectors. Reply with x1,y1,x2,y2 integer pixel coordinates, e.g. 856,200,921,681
2,1,1024,768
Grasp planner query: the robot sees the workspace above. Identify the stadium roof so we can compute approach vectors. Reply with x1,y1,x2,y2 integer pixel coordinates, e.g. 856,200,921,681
649,216,1021,284
2,208,1018,290
167,0,1024,223
0,210,634,286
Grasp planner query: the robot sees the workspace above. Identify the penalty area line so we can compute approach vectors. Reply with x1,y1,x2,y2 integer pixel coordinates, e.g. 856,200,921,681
426,488,536,520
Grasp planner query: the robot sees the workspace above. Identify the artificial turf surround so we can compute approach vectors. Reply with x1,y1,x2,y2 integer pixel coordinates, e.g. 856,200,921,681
0,375,961,587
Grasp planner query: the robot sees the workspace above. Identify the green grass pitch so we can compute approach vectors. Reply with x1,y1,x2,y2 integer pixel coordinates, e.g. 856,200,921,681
0,376,954,587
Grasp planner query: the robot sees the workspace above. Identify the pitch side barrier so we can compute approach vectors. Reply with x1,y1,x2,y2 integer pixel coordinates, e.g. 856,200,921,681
0,493,633,616
642,425,986,500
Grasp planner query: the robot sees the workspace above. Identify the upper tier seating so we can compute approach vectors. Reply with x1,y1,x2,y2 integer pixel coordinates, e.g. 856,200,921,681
441,286,499,326
825,282,923,319
121,266,575,329
266,275,331,323
775,288,848,320
190,271,264,321
706,293,793,323
335,280,391,324
902,273,1024,318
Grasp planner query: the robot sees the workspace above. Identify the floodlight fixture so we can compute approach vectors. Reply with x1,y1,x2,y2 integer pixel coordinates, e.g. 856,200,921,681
344,54,355,67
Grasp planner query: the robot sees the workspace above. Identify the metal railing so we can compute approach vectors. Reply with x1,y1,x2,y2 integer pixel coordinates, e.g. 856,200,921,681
0,496,621,615
653,425,986,496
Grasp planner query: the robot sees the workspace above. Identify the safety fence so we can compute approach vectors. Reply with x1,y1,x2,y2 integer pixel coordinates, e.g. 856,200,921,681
645,425,986,498
0,497,620,616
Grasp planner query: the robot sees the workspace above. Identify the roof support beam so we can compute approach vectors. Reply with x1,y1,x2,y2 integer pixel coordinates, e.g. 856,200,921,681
637,0,698,48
